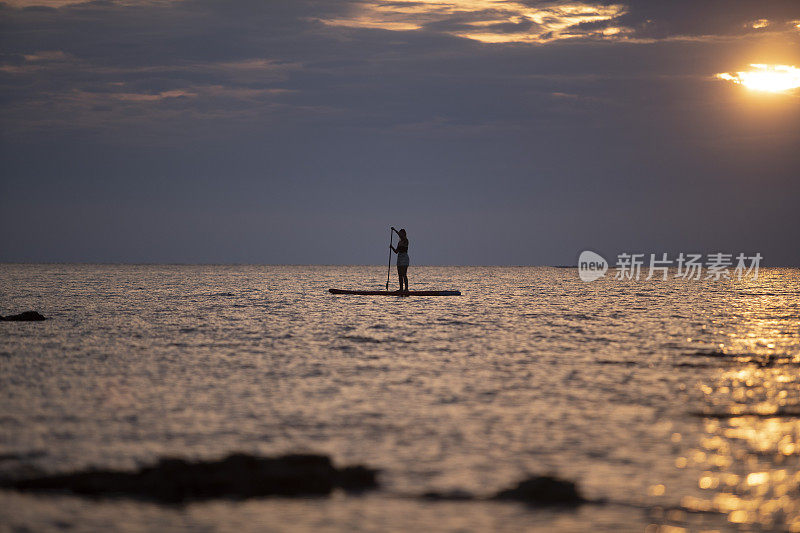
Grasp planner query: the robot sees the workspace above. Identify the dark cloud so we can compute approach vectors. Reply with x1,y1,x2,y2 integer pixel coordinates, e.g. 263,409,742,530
1,0,799,264
613,0,800,39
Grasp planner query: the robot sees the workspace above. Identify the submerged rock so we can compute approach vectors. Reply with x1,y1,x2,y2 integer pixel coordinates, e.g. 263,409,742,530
492,475,586,506
421,489,475,501
0,311,47,321
421,476,587,506
690,350,727,357
1,453,378,503
336,464,380,492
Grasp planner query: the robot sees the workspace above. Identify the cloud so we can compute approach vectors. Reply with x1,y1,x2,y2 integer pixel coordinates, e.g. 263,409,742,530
22,50,72,61
320,0,630,43
316,0,800,44
0,0,178,7
0,49,75,73
2,0,798,145
112,88,196,101
614,0,800,40
0,0,316,138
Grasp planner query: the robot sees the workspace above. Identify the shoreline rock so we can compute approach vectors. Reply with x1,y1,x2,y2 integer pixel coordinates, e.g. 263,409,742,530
0,311,47,322
492,475,586,506
1,453,588,508
422,475,587,507
1,453,378,504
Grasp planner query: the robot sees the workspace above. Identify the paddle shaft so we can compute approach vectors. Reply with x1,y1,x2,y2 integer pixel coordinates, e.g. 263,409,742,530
385,227,393,290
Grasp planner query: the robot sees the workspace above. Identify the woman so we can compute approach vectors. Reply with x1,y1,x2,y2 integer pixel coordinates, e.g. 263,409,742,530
390,227,410,293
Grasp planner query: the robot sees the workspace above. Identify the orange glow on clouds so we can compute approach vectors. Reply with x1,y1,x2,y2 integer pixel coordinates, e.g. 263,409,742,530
321,0,628,43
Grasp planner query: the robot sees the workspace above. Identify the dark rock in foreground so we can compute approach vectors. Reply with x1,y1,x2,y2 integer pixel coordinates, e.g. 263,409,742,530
1,453,378,503
492,475,586,506
0,311,47,321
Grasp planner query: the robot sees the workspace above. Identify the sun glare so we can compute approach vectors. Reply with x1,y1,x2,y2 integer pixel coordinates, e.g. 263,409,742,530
716,64,800,93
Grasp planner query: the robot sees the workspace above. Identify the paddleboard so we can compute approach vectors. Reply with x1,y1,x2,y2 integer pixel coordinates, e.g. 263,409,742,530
329,289,461,296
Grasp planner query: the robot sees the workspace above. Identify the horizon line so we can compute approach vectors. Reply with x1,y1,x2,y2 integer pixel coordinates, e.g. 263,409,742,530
0,261,577,267
2,262,799,268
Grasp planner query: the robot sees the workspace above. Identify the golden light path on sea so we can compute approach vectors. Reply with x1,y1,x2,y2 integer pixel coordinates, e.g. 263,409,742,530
675,277,800,530
321,0,628,43
716,64,800,93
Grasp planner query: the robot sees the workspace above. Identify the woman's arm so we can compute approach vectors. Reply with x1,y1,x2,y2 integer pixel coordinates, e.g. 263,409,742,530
390,245,397,254
391,227,400,236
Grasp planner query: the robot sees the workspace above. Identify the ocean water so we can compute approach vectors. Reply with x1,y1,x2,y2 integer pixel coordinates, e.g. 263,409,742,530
1,264,799,532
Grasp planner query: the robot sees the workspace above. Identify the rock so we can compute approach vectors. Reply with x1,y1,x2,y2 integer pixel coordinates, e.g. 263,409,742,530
421,489,474,501
492,475,585,506
0,453,378,503
690,350,727,357
336,465,380,493
0,311,47,321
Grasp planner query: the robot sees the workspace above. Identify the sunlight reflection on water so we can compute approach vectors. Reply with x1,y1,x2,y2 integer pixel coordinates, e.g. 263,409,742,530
676,276,800,531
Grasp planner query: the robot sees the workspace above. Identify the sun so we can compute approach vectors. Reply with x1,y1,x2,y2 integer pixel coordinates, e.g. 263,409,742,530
716,64,800,93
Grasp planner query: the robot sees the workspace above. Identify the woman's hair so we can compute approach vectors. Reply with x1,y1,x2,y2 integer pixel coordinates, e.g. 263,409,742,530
399,229,407,236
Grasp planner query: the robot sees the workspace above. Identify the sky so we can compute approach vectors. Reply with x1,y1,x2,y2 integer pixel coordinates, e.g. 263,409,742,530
1,0,799,265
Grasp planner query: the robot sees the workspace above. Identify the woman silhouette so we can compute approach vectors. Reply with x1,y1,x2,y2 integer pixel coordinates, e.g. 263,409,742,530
390,227,410,293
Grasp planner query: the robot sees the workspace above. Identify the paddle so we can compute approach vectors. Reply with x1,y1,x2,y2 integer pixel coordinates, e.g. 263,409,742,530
385,226,394,290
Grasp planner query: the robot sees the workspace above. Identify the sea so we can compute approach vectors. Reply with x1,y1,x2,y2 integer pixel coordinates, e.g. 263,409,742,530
1,264,799,532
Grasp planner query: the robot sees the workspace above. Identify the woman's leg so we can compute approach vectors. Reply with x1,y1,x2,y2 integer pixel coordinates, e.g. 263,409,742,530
399,266,408,292
397,265,404,291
